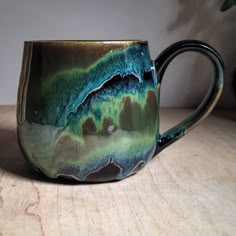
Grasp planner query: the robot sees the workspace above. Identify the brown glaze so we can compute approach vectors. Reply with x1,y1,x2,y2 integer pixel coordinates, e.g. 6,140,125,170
102,117,116,135
119,91,158,132
119,96,144,131
82,117,97,136
144,90,158,131
85,159,122,182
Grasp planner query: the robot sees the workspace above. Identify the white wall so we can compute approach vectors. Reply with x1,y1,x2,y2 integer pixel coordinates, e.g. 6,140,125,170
0,0,236,107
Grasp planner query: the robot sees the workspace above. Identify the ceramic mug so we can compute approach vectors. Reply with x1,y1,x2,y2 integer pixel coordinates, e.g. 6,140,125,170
17,40,224,182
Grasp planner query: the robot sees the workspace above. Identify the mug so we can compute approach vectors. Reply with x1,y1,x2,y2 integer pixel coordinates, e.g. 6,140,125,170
17,40,224,182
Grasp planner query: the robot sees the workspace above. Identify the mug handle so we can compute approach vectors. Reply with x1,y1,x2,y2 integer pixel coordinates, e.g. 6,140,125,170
154,40,224,153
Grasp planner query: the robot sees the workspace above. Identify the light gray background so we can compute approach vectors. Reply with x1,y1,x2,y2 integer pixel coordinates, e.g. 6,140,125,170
1,0,236,107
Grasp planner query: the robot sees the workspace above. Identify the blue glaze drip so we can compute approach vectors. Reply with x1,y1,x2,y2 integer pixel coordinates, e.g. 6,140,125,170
31,44,154,127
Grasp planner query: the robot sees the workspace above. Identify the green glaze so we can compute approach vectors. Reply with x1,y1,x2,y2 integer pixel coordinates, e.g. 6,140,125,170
17,40,224,182
17,41,159,181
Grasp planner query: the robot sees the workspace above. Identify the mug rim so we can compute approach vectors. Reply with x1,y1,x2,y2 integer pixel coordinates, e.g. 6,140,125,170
24,40,148,45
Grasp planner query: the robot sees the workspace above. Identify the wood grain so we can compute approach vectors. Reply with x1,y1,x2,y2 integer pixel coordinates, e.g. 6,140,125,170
0,106,235,236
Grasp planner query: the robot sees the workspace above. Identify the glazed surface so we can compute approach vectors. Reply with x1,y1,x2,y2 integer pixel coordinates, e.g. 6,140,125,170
17,42,159,181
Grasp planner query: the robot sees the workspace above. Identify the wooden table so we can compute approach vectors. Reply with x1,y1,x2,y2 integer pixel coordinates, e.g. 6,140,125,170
0,106,235,236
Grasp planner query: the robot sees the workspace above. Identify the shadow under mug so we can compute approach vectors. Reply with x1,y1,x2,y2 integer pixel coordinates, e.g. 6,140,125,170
17,40,224,182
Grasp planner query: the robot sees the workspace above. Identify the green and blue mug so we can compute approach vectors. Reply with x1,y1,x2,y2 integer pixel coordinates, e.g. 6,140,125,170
17,40,224,182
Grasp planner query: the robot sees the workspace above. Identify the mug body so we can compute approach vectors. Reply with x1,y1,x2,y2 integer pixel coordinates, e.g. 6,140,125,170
17,40,159,182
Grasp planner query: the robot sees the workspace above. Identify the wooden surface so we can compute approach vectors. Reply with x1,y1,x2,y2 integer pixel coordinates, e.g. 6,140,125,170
0,106,235,236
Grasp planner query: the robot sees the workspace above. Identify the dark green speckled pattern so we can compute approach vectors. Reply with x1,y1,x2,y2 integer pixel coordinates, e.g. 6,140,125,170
17,41,160,181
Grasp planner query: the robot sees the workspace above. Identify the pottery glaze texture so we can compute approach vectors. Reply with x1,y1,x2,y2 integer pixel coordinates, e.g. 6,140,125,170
17,41,160,182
